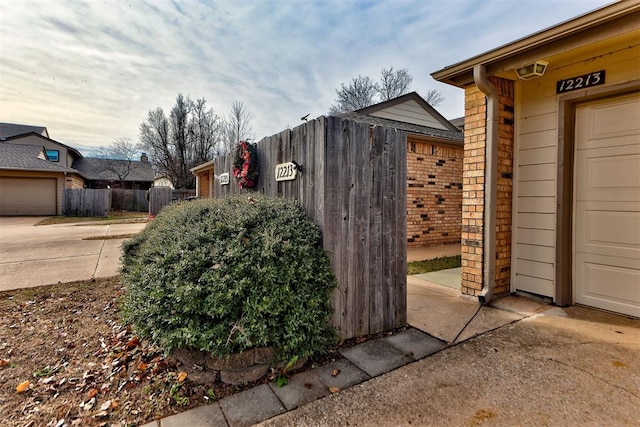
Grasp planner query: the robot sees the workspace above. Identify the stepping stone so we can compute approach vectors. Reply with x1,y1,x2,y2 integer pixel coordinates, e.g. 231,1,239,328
384,328,448,360
161,402,227,427
339,339,413,377
314,358,371,390
269,369,330,410
219,384,285,427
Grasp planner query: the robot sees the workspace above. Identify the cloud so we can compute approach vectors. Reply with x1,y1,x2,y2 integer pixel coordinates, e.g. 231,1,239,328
0,0,611,149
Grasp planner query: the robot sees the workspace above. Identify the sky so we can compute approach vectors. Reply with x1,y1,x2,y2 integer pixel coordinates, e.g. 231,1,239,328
0,0,613,155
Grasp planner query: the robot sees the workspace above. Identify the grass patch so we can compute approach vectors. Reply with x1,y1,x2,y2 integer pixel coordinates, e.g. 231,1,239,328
407,255,461,275
83,234,139,240
35,212,148,226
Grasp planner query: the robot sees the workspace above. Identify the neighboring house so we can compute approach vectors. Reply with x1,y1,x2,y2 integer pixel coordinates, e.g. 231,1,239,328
190,160,215,198
432,1,640,317
154,175,175,189
0,142,77,215
72,154,154,190
191,92,463,247
0,122,49,138
341,92,463,247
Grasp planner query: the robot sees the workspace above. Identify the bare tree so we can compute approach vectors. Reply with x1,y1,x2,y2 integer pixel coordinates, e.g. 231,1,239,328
94,137,139,188
139,94,223,189
377,67,413,101
423,88,445,107
329,68,446,113
329,75,378,114
223,101,254,154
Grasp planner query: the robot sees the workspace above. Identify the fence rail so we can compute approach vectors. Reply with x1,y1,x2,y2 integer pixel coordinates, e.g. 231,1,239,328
212,116,407,339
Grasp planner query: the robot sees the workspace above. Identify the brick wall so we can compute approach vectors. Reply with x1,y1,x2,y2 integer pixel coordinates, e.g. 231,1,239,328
65,174,84,189
406,136,463,247
460,78,514,296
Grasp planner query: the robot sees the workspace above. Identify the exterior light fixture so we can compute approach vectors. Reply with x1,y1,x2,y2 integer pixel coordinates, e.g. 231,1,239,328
515,60,549,80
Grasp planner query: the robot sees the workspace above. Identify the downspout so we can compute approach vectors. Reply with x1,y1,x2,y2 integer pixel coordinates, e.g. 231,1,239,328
473,64,498,305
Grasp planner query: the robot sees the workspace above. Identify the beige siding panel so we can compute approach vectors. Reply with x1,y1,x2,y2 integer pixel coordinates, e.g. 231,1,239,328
518,112,556,134
515,259,554,281
518,163,556,181
518,146,557,166
517,180,555,197
0,177,56,215
516,243,555,263
517,197,555,214
515,275,555,297
516,213,555,230
519,130,557,150
370,100,448,129
516,228,555,247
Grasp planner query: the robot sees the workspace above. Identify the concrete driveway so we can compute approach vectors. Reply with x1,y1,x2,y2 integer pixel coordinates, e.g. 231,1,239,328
0,217,147,291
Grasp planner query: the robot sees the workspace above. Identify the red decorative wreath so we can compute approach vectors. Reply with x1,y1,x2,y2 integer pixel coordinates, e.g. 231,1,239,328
232,141,259,189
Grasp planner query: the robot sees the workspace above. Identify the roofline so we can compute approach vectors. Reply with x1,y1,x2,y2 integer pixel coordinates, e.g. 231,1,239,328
2,132,83,158
190,160,216,173
431,0,640,85
354,91,460,132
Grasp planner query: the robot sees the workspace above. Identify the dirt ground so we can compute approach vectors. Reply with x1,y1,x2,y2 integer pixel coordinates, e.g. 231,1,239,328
0,278,263,427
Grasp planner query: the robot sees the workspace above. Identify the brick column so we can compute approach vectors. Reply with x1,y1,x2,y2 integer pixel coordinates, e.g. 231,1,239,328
460,78,513,297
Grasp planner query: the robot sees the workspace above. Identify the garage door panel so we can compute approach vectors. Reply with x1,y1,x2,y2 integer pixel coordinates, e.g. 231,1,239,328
575,253,640,317
0,178,57,216
581,96,640,142
574,92,640,318
576,147,640,201
575,203,640,259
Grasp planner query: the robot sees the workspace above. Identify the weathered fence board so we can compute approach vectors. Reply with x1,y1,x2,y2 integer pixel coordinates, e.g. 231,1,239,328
63,189,111,217
212,116,407,339
149,187,172,215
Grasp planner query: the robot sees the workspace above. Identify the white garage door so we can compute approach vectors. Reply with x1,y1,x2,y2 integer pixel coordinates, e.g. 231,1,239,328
0,177,57,216
574,92,640,317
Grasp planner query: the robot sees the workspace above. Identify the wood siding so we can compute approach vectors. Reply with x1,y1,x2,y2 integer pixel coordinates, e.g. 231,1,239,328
369,99,448,130
512,39,640,298
212,116,407,339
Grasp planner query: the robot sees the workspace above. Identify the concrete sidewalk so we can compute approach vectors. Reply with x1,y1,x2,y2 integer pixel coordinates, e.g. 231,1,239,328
0,217,147,291
142,293,640,426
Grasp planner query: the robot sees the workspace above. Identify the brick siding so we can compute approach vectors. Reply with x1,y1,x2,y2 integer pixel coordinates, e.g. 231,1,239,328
460,78,514,296
406,136,463,248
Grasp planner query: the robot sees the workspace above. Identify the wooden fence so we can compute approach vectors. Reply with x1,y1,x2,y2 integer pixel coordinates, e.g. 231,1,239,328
63,189,111,217
148,188,197,215
213,116,407,339
111,189,149,212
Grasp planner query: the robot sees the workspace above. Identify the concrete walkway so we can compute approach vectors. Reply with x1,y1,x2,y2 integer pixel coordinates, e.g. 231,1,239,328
142,296,640,427
0,216,147,291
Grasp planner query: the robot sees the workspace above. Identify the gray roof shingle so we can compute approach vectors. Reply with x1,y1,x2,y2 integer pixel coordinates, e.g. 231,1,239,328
337,112,463,144
72,157,154,182
0,123,48,139
0,142,76,172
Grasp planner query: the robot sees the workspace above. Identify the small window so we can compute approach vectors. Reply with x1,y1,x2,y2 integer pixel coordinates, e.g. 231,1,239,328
46,149,60,162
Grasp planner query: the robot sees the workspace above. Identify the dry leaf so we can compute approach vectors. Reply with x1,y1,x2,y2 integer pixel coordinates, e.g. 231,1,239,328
331,368,340,377
126,337,140,350
613,361,626,368
138,362,148,371
0,359,10,367
99,400,112,411
16,380,30,393
177,371,188,383
329,386,340,394
87,388,99,399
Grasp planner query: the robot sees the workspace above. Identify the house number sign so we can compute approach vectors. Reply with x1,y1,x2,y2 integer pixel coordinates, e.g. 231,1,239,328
556,70,605,94
275,162,298,182
219,172,230,185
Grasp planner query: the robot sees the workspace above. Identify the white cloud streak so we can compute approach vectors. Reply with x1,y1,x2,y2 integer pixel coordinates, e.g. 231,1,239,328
0,0,610,152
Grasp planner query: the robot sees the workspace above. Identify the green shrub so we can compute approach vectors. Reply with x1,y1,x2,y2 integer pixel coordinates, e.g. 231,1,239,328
121,195,337,361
